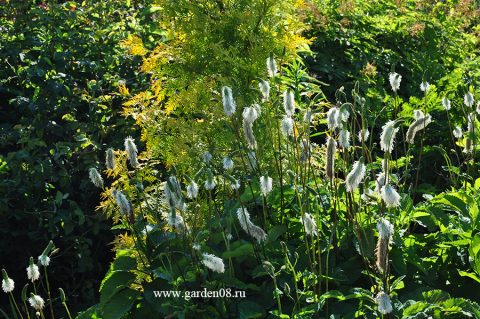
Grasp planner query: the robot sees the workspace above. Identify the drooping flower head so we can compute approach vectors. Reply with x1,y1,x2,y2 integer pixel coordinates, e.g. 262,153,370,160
266,56,278,77
420,81,430,92
230,179,241,190
300,213,317,236
236,208,267,243
464,92,475,108
243,106,259,149
259,80,270,101
327,107,340,130
260,176,273,196
377,218,394,240
105,148,115,170
283,90,295,116
124,136,139,168
202,151,213,163
186,181,199,199
281,115,294,136
406,113,432,144
453,126,463,139
380,120,399,153
223,157,234,170
381,184,401,208
339,129,350,149
442,97,451,111
358,128,370,143
38,255,50,267
201,253,225,273
345,157,366,192
222,86,236,117
204,177,217,190
89,168,103,188
112,189,132,217
389,72,402,92
376,291,393,314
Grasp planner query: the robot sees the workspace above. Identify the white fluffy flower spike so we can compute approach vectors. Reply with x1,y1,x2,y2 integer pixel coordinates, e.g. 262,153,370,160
201,253,225,273
2,269,14,293
346,157,366,192
26,257,40,282
260,176,273,196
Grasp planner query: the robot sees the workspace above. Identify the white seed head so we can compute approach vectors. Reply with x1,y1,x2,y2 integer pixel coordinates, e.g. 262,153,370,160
236,208,267,243
381,184,401,208
358,129,370,143
376,291,393,314
420,81,430,92
89,168,103,188
339,129,350,149
124,136,139,168
464,92,475,107
380,120,399,153
442,97,451,111
300,213,317,236
345,158,366,192
327,107,340,130
283,90,295,116
281,115,294,136
266,56,278,77
259,80,270,101
222,86,236,117
186,181,199,199
28,294,45,311
105,148,115,170
223,157,234,170
201,253,225,273
389,72,402,92
477,102,480,115
260,176,273,196
453,126,463,139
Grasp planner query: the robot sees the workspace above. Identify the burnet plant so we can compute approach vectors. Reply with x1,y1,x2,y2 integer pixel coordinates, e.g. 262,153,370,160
1,241,73,319
86,57,480,318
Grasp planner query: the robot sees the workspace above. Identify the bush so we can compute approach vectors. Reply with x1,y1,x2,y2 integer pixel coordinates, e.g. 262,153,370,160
0,0,156,312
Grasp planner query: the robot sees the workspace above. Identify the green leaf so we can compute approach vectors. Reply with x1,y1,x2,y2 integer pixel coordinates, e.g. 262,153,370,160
267,225,287,243
222,242,254,259
238,300,264,319
100,271,136,305
458,270,480,283
101,288,140,319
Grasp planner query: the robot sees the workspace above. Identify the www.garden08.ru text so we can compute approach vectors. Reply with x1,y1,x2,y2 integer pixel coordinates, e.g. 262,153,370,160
154,288,246,300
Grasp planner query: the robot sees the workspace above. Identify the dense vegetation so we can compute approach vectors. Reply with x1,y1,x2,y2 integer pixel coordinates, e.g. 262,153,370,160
1,0,480,318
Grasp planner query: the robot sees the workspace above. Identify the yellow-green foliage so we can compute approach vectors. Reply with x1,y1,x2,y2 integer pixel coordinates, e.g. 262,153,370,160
122,0,311,173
